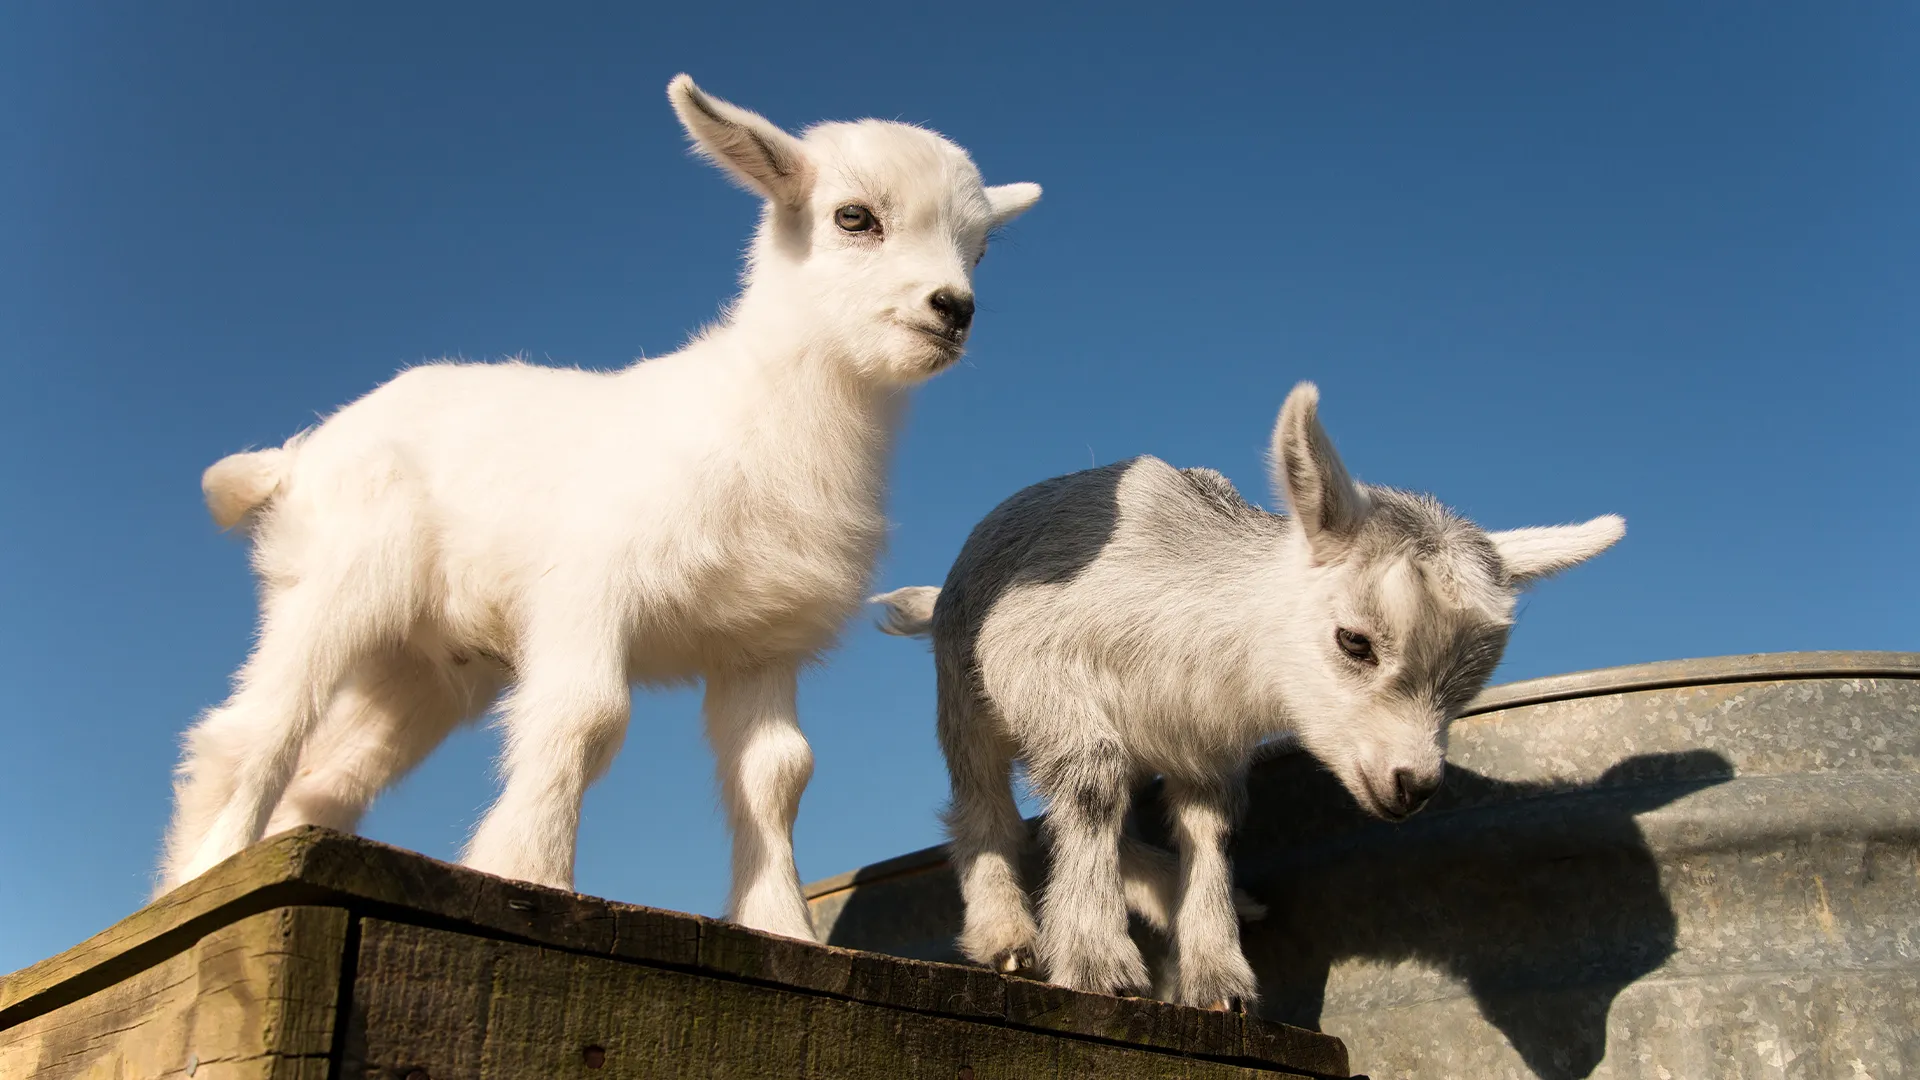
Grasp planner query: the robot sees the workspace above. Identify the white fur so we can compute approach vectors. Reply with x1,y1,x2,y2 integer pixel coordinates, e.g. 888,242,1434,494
202,447,288,530
873,382,1622,1003
1489,515,1628,586
157,75,1040,944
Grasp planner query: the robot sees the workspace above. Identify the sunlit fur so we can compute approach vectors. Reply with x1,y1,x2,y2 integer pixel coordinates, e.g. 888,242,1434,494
873,382,1622,1004
154,75,1040,944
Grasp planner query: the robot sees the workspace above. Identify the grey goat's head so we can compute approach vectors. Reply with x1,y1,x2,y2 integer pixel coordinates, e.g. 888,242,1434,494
1267,382,1624,822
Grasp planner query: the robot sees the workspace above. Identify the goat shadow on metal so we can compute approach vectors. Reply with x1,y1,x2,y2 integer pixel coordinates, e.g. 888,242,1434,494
825,749,1732,1080
1137,747,1736,1080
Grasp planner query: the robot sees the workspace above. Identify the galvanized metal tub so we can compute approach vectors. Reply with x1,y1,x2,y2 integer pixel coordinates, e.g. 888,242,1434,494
805,651,1920,1079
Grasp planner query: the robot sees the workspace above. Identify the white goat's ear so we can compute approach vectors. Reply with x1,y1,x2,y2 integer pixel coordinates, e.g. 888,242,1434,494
985,182,1042,229
1489,515,1626,588
668,74,813,209
1270,381,1367,560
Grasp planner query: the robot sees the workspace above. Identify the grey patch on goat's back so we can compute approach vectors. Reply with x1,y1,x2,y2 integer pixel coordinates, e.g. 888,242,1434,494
929,460,1131,748
932,458,1284,658
936,460,1130,611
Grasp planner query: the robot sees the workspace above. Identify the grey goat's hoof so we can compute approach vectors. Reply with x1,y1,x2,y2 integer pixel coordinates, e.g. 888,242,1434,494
992,946,1036,975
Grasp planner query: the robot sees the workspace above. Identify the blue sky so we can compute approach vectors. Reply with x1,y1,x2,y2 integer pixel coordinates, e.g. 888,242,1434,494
2,4,1913,975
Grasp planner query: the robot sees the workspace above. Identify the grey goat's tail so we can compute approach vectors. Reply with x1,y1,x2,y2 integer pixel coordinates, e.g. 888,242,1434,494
869,586,940,638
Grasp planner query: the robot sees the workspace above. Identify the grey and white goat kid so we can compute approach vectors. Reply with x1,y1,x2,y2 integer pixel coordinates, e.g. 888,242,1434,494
872,382,1623,1007
156,75,1041,945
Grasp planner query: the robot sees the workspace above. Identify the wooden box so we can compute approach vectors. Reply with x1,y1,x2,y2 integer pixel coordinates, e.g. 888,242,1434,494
1,828,1350,1079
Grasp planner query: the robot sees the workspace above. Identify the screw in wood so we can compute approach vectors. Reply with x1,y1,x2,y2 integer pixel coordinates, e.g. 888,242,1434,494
958,1067,975,1080
583,1045,608,1069
405,1070,429,1080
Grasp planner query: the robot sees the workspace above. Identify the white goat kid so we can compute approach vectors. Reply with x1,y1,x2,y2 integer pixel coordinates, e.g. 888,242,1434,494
873,382,1623,1005
157,75,1041,943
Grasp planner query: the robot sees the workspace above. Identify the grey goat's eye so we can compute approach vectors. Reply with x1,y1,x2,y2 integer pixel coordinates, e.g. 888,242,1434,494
1336,629,1376,664
835,205,877,233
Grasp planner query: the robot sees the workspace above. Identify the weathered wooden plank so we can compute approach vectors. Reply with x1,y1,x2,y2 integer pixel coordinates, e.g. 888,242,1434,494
0,906,348,1080
348,918,1324,1079
697,918,1009,1023
1242,1019,1355,1080
0,829,693,1026
2,831,1346,1077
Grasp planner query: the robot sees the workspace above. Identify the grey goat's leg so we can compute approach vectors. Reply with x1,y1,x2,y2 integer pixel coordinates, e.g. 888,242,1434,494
940,688,1039,973
1032,735,1151,996
1163,776,1258,1010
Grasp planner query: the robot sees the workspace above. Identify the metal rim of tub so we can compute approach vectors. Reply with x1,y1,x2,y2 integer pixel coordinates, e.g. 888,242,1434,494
801,649,1920,905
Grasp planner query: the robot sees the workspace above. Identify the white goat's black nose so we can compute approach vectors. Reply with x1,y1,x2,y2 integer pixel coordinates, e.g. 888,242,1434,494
1392,768,1440,815
928,288,974,333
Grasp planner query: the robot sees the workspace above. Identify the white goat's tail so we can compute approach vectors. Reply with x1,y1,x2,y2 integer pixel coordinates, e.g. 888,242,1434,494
870,586,940,638
202,447,289,530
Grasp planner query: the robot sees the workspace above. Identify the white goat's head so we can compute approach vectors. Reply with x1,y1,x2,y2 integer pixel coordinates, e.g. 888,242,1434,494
668,75,1041,385
1267,382,1624,823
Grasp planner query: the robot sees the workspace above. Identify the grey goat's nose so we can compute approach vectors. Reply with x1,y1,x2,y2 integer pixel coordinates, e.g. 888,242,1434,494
1392,768,1440,816
928,288,975,333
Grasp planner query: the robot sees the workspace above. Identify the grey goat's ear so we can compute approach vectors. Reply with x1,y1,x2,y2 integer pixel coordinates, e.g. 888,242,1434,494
668,74,813,210
1489,515,1626,589
1270,382,1368,562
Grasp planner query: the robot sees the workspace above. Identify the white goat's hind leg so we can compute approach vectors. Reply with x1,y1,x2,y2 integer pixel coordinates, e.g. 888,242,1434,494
1163,777,1258,1010
939,694,1037,972
159,586,372,893
464,635,630,892
1031,733,1150,997
159,706,247,897
703,663,817,942
263,648,487,836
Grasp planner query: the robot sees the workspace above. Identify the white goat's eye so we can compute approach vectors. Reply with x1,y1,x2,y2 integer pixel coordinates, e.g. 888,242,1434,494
1336,629,1377,664
834,205,877,233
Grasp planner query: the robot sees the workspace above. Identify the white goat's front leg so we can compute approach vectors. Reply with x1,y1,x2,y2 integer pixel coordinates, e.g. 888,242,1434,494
704,663,817,942
1163,776,1258,1010
1032,736,1150,997
464,633,630,891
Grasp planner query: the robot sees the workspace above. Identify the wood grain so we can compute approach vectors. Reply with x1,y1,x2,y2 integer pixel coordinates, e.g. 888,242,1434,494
348,918,1323,1079
0,906,347,1080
